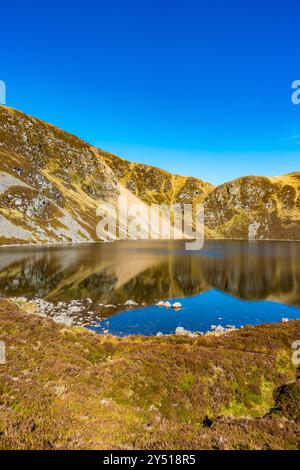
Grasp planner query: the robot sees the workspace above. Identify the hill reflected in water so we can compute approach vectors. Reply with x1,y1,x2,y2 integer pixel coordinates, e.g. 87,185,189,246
0,240,300,309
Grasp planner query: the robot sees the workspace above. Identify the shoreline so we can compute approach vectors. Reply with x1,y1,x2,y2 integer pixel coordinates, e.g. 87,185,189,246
0,297,299,450
1,236,300,250
5,295,300,338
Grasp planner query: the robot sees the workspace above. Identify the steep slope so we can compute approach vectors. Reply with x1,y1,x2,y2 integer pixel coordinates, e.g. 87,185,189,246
0,106,122,244
102,153,213,205
204,174,300,240
0,105,213,245
0,105,300,244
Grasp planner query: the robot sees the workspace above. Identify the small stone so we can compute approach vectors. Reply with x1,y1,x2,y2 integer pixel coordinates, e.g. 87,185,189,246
68,305,82,313
172,302,182,309
148,404,158,412
175,327,185,335
54,384,67,397
100,398,111,407
156,300,171,308
215,325,225,333
175,326,197,337
124,299,138,306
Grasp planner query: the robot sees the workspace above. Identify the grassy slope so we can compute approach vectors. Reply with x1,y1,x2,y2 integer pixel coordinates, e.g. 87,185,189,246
102,152,214,205
2,105,300,243
204,174,300,240
0,105,216,244
0,299,299,450
0,106,121,244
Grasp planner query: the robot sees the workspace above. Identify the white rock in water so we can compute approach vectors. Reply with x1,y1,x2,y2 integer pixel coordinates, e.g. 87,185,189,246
156,300,171,308
156,332,164,337
211,325,217,330
225,325,236,329
281,318,289,323
124,299,138,306
172,302,182,309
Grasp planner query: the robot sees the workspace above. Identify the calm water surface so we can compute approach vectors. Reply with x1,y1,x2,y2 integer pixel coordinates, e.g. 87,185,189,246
1,240,300,335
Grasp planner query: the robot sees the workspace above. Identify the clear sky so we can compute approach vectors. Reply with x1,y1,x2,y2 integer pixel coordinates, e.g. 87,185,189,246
1,0,300,185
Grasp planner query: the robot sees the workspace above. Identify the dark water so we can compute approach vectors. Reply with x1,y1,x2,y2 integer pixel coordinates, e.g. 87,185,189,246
1,240,300,335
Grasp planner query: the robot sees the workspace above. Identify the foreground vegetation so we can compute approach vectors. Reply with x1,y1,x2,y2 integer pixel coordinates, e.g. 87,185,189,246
0,299,299,449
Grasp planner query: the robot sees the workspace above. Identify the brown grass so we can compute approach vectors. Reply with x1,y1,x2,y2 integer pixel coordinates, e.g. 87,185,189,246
0,299,299,449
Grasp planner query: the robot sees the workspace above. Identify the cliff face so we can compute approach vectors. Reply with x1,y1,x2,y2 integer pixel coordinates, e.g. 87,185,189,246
0,106,122,244
204,174,300,240
0,106,212,245
0,105,299,245
102,153,213,205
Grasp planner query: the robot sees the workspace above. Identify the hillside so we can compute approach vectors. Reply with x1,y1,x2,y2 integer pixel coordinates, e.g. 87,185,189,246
204,174,300,240
0,105,213,245
0,105,300,244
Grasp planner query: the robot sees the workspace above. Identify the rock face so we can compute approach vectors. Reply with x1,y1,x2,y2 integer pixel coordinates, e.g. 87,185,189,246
0,106,212,245
0,106,121,244
102,153,213,205
0,104,299,244
204,175,300,240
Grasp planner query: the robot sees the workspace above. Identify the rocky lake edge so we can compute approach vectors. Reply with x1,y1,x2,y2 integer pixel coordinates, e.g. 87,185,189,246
0,297,299,449
3,296,251,337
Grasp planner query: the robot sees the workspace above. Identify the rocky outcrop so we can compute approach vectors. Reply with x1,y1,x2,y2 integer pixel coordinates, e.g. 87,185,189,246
0,105,299,244
0,106,212,245
102,153,213,205
0,106,121,244
204,175,300,240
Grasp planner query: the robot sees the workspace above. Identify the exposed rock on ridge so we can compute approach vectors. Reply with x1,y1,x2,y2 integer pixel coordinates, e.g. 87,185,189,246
0,105,299,245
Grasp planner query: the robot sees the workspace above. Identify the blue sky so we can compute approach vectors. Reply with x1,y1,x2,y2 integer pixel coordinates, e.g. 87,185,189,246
1,0,300,185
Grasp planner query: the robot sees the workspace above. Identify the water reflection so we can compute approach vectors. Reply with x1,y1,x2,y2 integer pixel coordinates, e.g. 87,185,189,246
0,240,300,308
